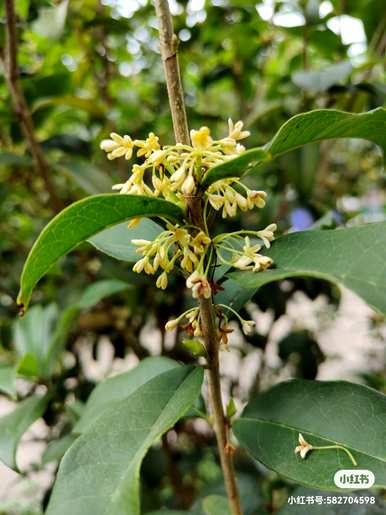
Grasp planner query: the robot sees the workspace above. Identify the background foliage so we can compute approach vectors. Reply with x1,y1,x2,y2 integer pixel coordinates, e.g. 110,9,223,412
0,0,385,513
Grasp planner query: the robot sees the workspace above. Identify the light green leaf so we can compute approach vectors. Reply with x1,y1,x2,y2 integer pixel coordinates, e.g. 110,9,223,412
74,356,179,433
57,159,113,195
201,496,230,515
14,304,58,378
148,495,230,515
234,379,386,490
89,218,163,262
17,194,184,310
202,108,386,186
227,222,386,314
46,365,203,515
33,97,105,116
0,395,48,470
0,365,17,399
42,434,78,465
292,62,352,93
76,279,130,309
16,353,40,378
278,486,386,514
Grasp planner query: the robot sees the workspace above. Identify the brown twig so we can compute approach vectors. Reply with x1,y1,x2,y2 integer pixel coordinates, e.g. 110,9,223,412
2,0,63,212
154,2,242,514
154,0,190,146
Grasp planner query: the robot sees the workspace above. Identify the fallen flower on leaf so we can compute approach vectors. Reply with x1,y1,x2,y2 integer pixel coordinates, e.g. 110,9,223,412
294,433,313,459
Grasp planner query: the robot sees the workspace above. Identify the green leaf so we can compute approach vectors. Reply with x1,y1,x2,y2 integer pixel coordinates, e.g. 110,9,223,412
76,279,130,309
234,379,386,490
201,496,230,515
202,108,386,186
278,486,386,514
228,222,386,314
0,365,17,399
89,218,163,262
14,304,59,378
17,194,184,310
182,339,207,357
33,96,105,116
0,395,48,470
202,148,269,186
56,159,113,195
0,152,32,167
148,496,230,515
42,434,78,465
46,365,203,515
16,352,40,378
292,62,352,93
74,356,179,434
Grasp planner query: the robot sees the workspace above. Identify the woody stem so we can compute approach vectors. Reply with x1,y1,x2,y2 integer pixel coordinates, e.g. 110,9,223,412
154,2,242,514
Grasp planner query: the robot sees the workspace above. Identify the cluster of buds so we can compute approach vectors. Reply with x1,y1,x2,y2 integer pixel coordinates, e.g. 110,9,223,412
100,120,250,205
213,224,277,273
165,304,256,350
132,226,211,290
101,120,277,345
207,178,267,219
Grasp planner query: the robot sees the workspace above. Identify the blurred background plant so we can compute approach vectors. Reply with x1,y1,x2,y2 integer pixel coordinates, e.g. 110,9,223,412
0,0,385,513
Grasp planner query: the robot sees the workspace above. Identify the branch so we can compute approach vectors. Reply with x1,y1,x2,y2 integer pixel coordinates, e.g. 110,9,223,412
154,0,190,145
3,0,63,212
154,2,242,513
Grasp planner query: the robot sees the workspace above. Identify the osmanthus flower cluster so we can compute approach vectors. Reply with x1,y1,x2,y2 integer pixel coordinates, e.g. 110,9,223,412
100,120,277,344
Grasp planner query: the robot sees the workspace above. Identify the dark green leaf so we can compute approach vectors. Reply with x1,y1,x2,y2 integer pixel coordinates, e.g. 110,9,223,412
46,366,203,515
228,222,386,314
203,108,386,186
0,395,49,470
234,379,386,490
18,194,184,310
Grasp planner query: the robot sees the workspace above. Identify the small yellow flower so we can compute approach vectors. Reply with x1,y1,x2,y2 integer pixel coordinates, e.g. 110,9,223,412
135,132,160,158
186,271,212,299
165,318,179,331
241,320,255,335
257,223,277,248
156,271,168,290
191,126,213,149
247,190,267,209
181,175,196,195
228,119,250,141
233,237,273,272
100,133,134,160
295,433,313,459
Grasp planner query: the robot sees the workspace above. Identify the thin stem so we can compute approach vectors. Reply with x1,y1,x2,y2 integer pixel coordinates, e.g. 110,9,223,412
313,444,358,467
2,0,63,212
154,2,242,513
199,297,242,515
